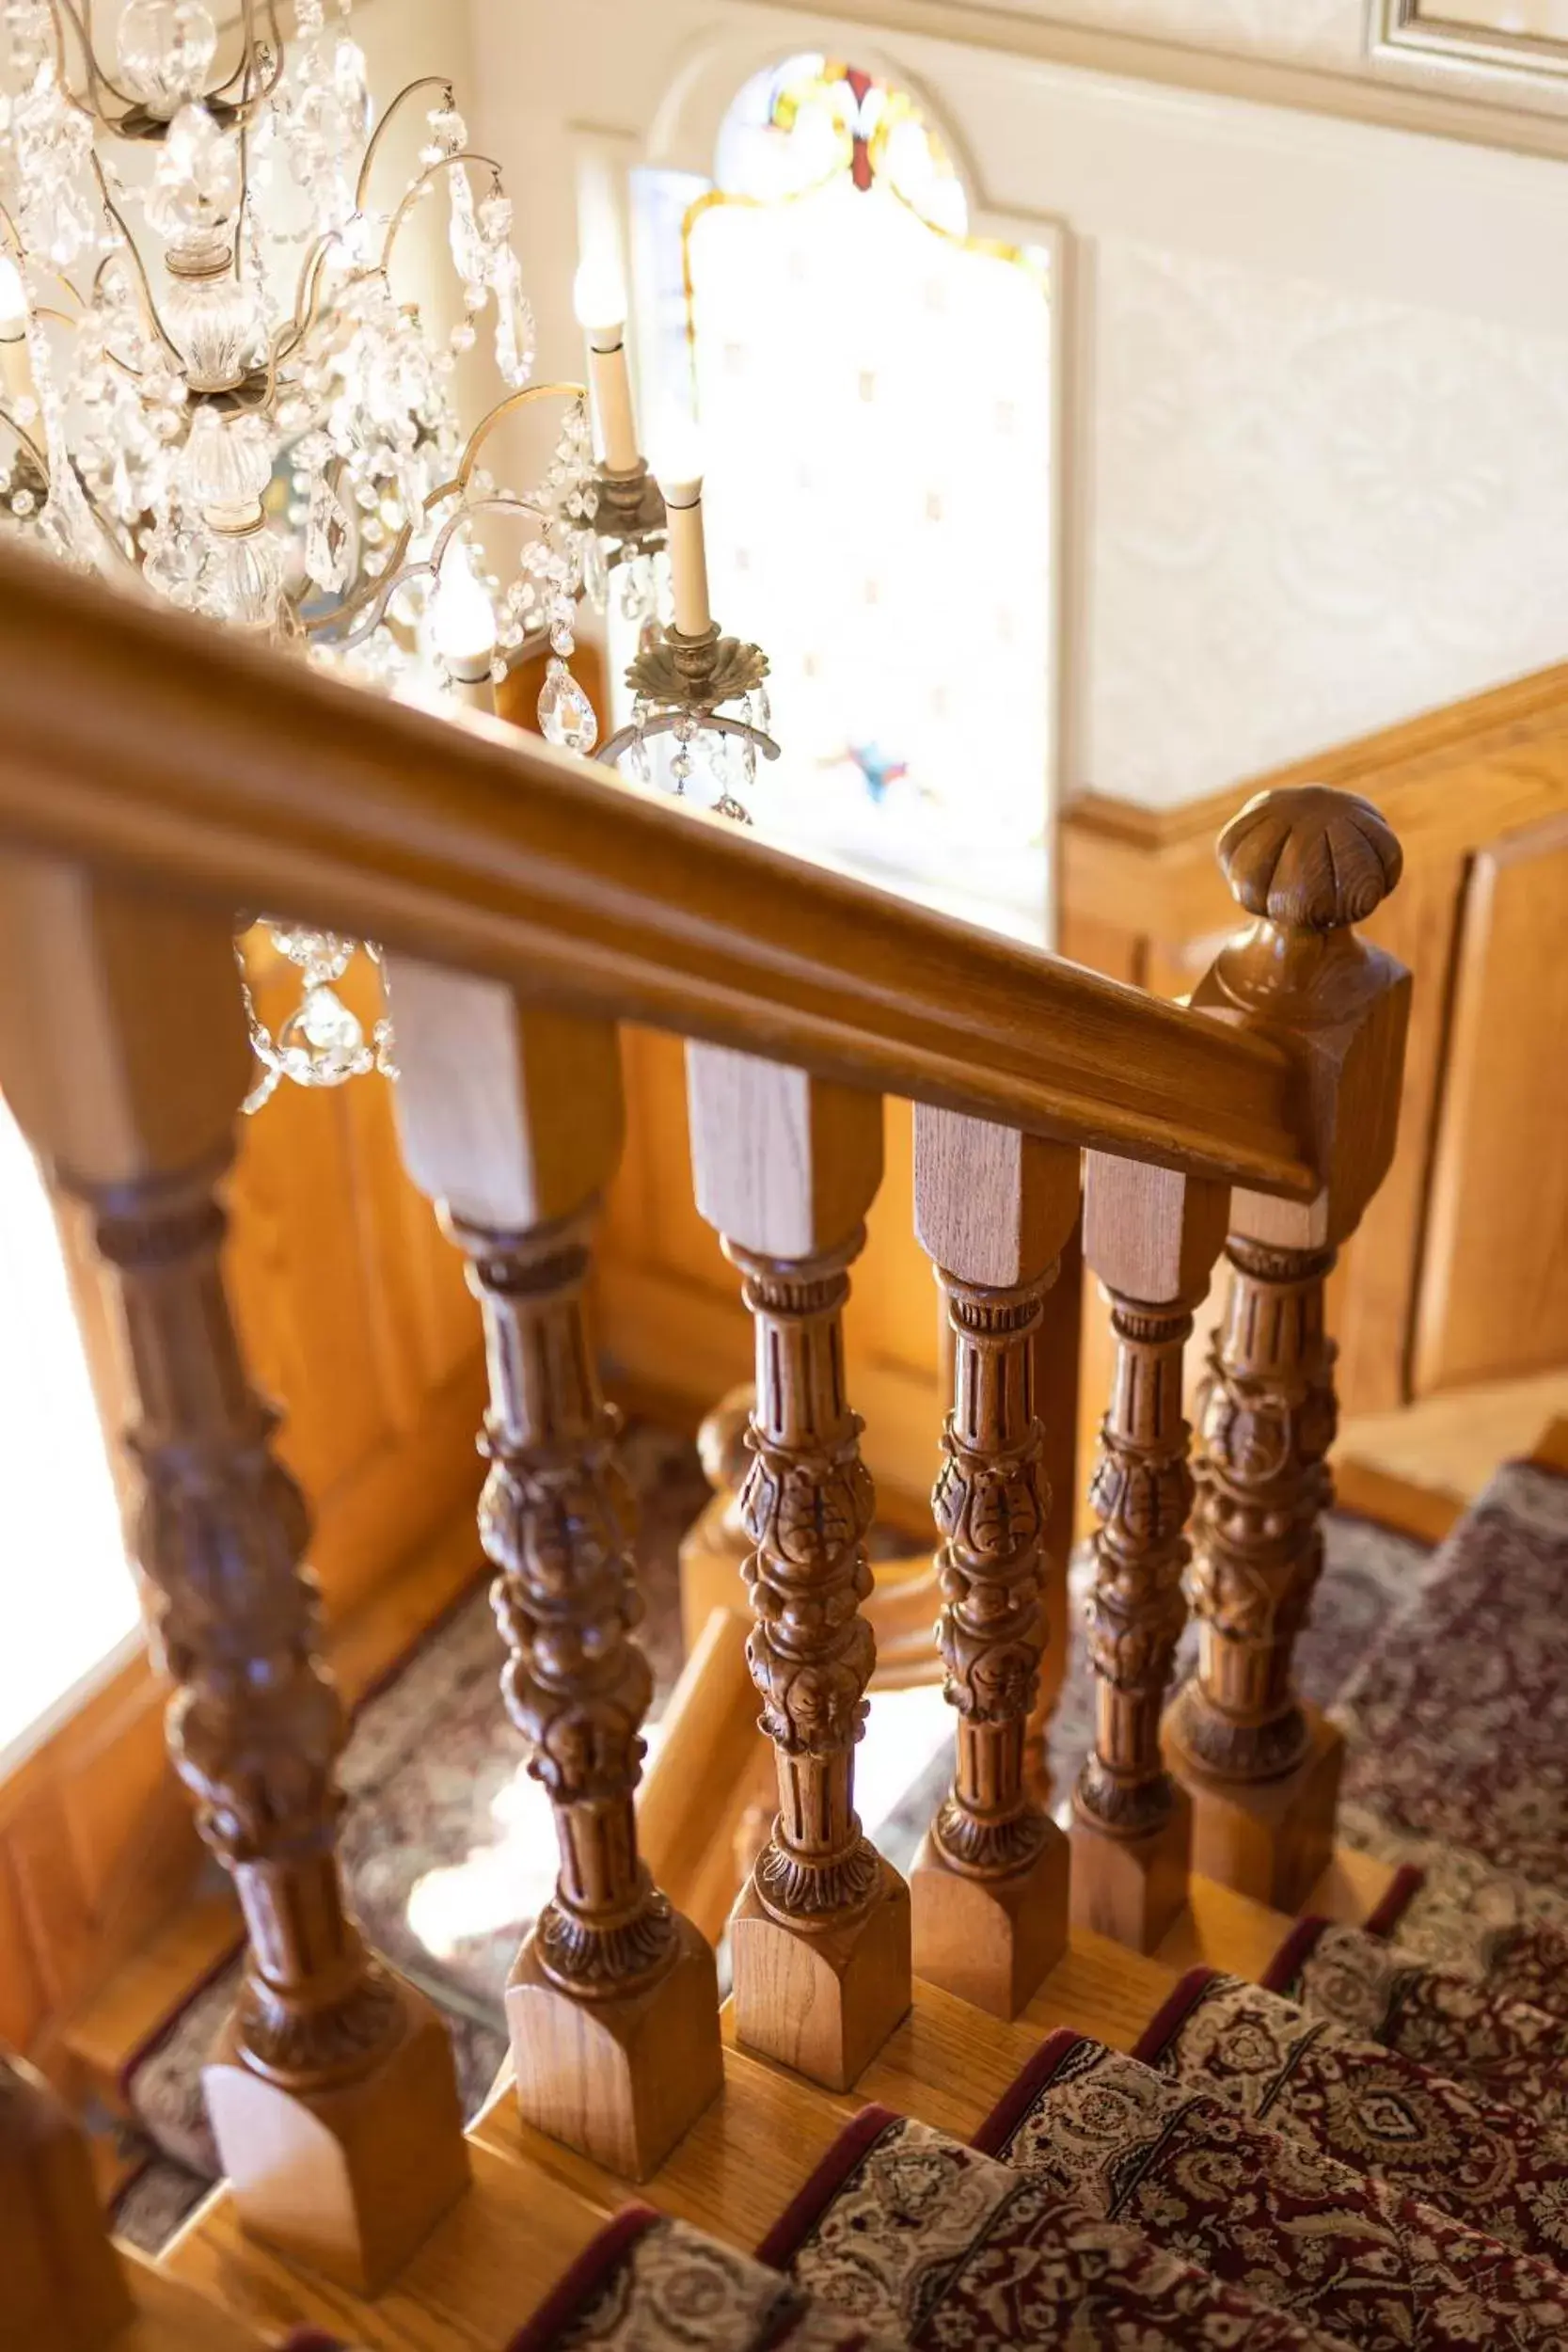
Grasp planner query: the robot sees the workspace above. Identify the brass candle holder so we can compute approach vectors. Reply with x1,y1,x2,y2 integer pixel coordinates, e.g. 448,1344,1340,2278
598,618,778,821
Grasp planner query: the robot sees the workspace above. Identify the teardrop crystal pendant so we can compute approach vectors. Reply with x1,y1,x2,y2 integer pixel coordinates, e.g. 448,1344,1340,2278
537,655,598,754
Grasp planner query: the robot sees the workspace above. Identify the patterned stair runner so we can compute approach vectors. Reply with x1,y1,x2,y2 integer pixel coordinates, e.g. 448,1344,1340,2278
1333,1458,1568,1913
1265,1915,1568,2123
975,2025,1568,2345
1138,1967,1568,2270
758,2105,1342,2347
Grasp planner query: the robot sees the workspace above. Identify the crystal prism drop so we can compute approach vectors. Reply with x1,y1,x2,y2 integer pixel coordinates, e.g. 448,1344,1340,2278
305,471,352,592
446,161,486,286
491,247,535,389
537,656,598,754
581,529,609,610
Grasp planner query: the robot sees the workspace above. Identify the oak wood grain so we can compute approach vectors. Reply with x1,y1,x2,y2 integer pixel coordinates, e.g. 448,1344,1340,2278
0,540,1312,1198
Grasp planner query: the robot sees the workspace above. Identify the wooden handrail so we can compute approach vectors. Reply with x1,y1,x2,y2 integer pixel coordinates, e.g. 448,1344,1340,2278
0,540,1313,1198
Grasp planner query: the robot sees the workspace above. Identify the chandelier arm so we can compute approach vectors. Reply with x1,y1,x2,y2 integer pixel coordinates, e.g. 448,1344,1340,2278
88,154,182,364
450,380,588,491
379,148,508,280
61,0,141,116
39,2,76,106
319,552,436,651
354,76,456,213
204,7,283,109
272,230,343,368
595,713,782,768
210,0,287,119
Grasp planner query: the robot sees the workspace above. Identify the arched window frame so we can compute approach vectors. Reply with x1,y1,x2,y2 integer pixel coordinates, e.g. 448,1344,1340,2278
564,27,1079,944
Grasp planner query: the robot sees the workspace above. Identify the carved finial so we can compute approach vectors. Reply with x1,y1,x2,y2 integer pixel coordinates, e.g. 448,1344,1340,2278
1219,787,1402,933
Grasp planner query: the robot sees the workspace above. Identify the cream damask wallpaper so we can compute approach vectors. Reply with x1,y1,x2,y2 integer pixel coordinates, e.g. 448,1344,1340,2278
477,0,1568,813
1087,233,1568,803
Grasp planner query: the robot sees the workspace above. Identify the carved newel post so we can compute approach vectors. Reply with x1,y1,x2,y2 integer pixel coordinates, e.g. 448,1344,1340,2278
909,1113,1080,2018
687,1045,911,2091
0,861,468,2294
1069,1156,1228,1951
388,966,722,2178
1164,787,1409,1910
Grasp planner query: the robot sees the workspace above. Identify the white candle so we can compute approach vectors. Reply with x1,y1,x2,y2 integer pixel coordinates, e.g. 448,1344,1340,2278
652,416,711,640
573,255,639,475
431,539,497,702
0,254,35,421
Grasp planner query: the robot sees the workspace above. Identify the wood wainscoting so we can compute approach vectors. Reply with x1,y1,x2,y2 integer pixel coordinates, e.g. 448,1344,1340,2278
598,660,1568,1533
3,939,486,2076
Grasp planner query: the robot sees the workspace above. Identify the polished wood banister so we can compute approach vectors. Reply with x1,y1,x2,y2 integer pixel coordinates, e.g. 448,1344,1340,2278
0,541,1314,1198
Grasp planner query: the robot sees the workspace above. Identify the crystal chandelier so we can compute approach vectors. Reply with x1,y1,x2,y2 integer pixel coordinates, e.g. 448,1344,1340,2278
0,0,606,1100
0,0,775,1100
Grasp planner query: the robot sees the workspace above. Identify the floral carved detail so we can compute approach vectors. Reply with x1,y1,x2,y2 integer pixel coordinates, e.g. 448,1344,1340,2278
1076,1301,1195,1838
1168,1240,1338,1783
460,1215,675,1999
931,1275,1053,1880
93,1171,398,2090
732,1241,883,1925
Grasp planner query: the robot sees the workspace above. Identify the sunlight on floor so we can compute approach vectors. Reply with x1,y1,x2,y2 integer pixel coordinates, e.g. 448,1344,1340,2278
405,1756,558,1960
402,1676,958,1964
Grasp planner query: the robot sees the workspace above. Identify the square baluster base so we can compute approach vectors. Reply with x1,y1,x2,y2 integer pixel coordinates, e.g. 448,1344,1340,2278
507,1909,723,2182
205,1972,470,2296
1164,1703,1344,1915
731,1857,911,2092
911,1820,1069,2019
1069,1786,1193,1954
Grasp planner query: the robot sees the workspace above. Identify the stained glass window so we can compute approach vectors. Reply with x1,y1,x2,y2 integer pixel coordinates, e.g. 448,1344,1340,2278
631,56,1055,939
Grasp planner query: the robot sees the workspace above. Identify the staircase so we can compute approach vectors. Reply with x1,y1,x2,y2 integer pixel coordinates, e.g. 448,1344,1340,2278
4,535,1567,2348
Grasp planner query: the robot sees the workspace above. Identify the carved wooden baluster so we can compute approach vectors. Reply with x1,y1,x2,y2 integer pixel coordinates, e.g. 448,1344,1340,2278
1069,1156,1228,1950
2,2050,133,2351
908,1113,1079,2018
0,860,468,2294
687,1043,910,2091
388,966,721,2176
1164,785,1410,1910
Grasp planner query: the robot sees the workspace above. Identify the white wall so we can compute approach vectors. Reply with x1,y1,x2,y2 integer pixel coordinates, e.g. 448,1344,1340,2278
467,0,1568,808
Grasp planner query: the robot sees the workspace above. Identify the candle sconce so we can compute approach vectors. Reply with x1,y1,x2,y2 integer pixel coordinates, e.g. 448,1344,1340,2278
597,617,779,822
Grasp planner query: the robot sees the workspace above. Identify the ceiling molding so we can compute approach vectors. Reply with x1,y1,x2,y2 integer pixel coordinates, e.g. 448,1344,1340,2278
752,0,1568,159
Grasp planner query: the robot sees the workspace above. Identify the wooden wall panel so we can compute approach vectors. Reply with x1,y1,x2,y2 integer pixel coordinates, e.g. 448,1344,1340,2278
1412,816,1568,1394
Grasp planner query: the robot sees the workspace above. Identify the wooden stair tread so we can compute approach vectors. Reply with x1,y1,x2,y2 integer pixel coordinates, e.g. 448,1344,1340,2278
120,2248,275,2350
1158,1851,1398,1979
162,1931,1184,2350
151,1882,1395,2347
159,2137,606,2352
471,1931,1179,2252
